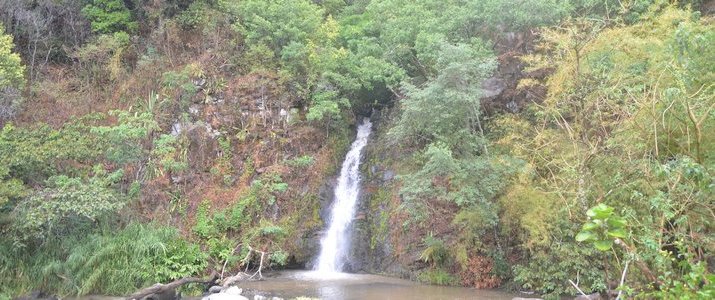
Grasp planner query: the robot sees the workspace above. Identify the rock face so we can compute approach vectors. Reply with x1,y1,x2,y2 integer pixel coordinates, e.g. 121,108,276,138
482,30,547,115
340,111,414,278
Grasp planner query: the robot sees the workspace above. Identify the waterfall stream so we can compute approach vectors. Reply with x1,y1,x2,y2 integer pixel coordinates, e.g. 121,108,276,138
315,119,373,274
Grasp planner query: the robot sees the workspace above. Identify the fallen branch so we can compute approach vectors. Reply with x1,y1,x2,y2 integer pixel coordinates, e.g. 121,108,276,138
221,245,269,287
569,279,587,296
614,239,661,288
221,243,244,280
616,261,630,300
126,271,218,300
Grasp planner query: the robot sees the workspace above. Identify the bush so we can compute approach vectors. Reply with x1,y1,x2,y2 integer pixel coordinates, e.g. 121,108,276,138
286,155,315,169
10,171,126,245
418,268,457,286
0,223,206,297
0,26,24,120
82,0,138,34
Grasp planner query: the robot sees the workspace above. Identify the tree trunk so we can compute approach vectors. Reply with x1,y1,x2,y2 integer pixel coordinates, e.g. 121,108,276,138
126,272,218,300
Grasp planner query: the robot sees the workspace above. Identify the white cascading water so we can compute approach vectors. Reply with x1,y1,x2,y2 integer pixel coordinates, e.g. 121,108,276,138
315,119,373,274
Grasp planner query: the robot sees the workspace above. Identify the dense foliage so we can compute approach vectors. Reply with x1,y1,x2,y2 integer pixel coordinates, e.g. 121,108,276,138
0,0,712,299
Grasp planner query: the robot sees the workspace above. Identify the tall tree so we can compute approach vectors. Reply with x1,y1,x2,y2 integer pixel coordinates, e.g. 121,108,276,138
0,25,25,121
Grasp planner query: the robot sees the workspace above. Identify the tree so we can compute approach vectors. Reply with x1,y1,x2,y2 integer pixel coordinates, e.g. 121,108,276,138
225,0,323,63
0,25,24,120
10,171,126,245
81,0,137,34
389,40,496,152
498,6,714,296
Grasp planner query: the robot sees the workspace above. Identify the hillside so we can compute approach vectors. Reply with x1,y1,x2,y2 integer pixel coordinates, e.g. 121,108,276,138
0,1,713,299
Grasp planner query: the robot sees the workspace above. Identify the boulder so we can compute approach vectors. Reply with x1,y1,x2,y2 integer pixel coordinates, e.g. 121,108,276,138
224,286,243,296
203,293,248,300
382,170,395,182
574,293,601,300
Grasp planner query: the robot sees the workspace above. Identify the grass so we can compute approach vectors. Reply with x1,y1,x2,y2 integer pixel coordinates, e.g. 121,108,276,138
0,223,206,298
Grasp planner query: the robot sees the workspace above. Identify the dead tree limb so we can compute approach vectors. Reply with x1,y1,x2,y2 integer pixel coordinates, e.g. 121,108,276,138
126,272,218,300
221,245,269,287
615,239,661,288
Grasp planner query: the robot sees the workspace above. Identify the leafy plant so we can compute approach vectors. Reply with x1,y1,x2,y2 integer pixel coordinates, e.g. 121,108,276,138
420,234,449,268
575,203,628,251
90,110,157,164
82,0,138,34
10,170,126,245
150,134,188,177
0,25,24,120
418,268,457,286
286,155,315,169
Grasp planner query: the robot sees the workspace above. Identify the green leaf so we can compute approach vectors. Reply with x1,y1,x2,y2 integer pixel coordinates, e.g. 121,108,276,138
607,216,627,228
594,240,614,251
607,228,628,238
582,222,599,231
586,207,597,218
575,231,596,242
588,203,614,219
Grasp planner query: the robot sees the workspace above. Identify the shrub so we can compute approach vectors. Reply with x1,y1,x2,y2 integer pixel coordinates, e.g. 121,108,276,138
418,268,457,286
0,223,206,297
0,26,24,120
82,0,138,34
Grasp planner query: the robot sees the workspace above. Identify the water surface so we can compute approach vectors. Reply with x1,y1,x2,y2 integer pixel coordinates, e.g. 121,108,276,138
237,270,518,300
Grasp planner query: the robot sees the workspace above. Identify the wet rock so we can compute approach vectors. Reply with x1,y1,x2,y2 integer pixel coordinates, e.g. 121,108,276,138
574,293,601,300
203,293,248,300
224,286,243,296
15,291,58,300
171,122,184,136
189,105,201,116
194,78,207,89
288,108,300,124
208,286,223,294
382,170,395,182
482,77,507,98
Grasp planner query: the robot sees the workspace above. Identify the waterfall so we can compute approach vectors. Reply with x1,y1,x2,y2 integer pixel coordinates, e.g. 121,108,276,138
315,119,373,274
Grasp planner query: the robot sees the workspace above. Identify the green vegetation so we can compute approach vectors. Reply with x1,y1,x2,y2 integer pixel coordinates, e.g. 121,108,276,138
0,25,25,119
0,0,712,299
0,223,206,297
0,26,24,90
81,0,138,34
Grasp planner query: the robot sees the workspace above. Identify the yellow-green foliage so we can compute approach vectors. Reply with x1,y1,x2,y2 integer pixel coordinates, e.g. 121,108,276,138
0,26,24,90
499,178,555,250
501,5,714,296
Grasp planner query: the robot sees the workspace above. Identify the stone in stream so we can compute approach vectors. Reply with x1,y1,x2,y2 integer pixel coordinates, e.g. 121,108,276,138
14,291,58,300
574,293,602,300
202,294,248,300
223,287,243,296
202,286,247,300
